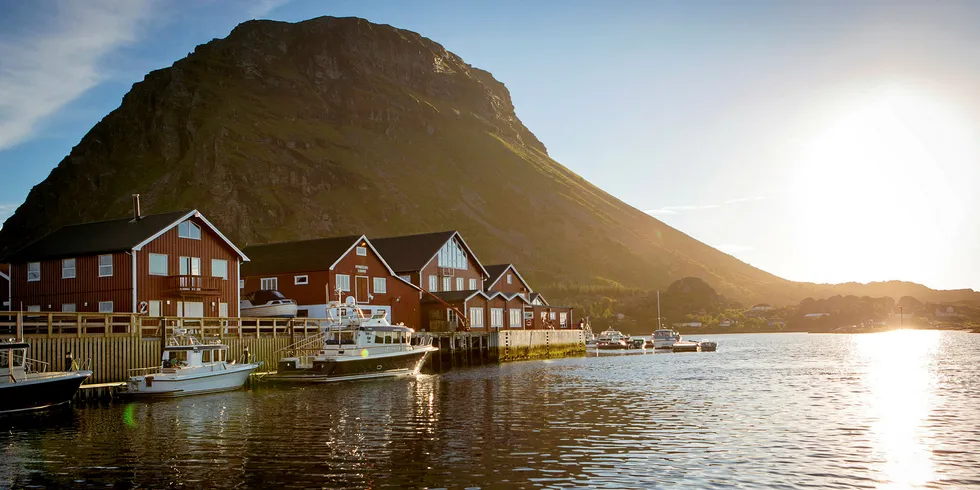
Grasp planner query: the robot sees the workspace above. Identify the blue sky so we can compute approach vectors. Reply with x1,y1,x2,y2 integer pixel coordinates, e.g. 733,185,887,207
1,0,979,291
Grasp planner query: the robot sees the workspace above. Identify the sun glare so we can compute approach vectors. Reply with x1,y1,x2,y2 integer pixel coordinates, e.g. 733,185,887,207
789,85,976,284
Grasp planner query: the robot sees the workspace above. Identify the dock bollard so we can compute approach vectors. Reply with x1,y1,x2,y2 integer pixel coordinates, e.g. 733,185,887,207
65,351,73,372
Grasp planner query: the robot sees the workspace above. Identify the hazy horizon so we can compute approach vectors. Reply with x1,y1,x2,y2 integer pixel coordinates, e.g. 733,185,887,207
1,0,977,292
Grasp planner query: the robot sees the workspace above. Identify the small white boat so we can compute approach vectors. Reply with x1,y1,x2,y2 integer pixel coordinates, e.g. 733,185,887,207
270,299,437,383
1,341,92,414
124,336,262,397
240,290,298,318
591,327,631,351
653,329,681,350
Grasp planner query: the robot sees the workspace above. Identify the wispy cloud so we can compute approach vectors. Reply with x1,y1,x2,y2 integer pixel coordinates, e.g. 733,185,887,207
645,196,767,216
0,0,153,150
247,0,292,19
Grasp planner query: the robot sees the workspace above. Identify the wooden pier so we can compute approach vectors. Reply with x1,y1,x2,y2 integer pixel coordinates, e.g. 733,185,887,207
1,311,586,388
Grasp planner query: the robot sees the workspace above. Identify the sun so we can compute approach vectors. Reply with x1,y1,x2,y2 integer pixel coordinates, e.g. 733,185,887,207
787,84,976,284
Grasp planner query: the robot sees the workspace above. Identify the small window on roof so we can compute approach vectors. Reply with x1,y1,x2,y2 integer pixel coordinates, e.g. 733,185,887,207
356,246,367,256
507,274,512,284
178,221,201,239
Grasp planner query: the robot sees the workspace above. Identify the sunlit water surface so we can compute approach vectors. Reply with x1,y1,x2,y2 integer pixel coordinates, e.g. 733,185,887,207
2,331,979,489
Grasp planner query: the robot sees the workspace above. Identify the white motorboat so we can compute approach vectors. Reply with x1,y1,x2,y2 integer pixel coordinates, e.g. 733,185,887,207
592,327,631,350
240,290,298,318
1,341,92,414
270,299,437,383
653,329,681,350
123,336,262,397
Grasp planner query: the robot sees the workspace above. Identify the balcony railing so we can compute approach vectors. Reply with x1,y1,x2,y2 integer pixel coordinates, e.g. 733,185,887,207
168,275,223,296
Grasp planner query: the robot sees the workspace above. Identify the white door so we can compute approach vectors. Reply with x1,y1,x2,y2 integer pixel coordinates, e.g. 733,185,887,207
219,303,229,317
148,300,161,317
184,302,205,317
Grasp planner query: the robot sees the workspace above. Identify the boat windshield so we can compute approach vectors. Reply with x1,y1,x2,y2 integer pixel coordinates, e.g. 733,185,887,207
324,330,357,345
250,290,288,304
163,350,189,368
373,331,409,344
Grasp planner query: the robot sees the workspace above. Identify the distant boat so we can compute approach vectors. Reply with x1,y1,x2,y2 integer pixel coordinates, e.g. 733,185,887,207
594,327,630,350
653,329,681,350
1,341,92,414
123,335,262,397
240,290,298,318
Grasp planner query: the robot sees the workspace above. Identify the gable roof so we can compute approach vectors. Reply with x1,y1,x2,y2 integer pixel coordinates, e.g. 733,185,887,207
242,235,361,276
484,263,532,291
529,292,549,306
422,289,490,304
371,230,488,278
2,210,247,263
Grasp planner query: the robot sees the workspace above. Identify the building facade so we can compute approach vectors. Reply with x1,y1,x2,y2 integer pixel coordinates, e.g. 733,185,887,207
3,209,246,317
241,235,420,323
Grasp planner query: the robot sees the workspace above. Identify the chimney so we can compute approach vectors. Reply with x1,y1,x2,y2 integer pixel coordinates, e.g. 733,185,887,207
132,194,142,221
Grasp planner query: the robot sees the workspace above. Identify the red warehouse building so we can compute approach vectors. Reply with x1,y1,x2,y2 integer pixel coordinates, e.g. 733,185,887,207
240,235,421,323
483,263,574,330
3,208,247,317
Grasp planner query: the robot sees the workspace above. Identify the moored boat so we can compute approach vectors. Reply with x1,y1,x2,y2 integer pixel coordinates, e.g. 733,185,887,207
672,340,701,353
240,290,298,318
593,327,630,350
653,329,681,350
1,341,92,414
699,341,718,352
123,336,262,397
269,300,437,383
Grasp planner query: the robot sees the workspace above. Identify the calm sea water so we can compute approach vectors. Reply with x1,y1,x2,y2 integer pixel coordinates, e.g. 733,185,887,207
2,331,979,489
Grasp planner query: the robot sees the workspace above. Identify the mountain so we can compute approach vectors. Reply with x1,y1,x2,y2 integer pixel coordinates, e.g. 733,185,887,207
0,16,974,308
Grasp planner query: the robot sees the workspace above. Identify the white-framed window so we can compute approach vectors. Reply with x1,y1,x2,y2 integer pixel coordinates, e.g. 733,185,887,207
507,274,513,284
442,276,451,292
335,274,350,292
239,279,245,289
550,312,557,320
27,305,40,312
399,274,411,283
148,300,161,317
456,277,464,291
373,277,386,294
356,246,367,256
219,303,229,318
149,253,168,276
437,238,469,270
178,221,201,239
62,303,76,313
99,301,113,313
98,254,113,277
179,256,201,276
491,308,504,329
469,307,484,328
509,309,522,328
260,277,278,290
27,262,40,282
294,275,309,285
211,259,228,279
429,275,438,292
560,312,568,328
62,258,76,279
469,278,477,290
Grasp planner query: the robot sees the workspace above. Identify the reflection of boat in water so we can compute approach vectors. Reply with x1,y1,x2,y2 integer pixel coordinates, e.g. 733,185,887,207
240,290,298,318
1,341,92,414
270,299,437,383
653,329,681,350
123,335,262,397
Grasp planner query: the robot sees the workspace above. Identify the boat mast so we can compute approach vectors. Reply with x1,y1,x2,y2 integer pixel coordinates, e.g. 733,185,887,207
657,290,662,330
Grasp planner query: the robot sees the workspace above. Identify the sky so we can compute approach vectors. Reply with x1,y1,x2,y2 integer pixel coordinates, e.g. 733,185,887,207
1,0,978,291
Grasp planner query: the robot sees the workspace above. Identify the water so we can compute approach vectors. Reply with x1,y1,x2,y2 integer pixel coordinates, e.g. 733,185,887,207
2,331,980,489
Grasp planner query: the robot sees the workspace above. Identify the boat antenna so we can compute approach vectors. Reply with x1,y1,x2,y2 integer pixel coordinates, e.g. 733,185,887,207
657,290,662,330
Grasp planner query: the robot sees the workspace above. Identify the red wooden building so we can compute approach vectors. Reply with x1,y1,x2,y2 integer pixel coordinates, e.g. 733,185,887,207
483,263,574,330
240,235,421,323
2,208,247,317
1,264,9,310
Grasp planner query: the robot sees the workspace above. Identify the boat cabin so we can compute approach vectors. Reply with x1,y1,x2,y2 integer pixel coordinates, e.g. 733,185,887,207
0,342,30,382
161,343,230,370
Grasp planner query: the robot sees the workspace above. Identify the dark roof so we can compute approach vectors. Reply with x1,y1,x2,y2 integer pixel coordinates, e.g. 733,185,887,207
422,289,485,303
529,292,549,305
3,210,193,263
484,264,510,286
371,230,457,272
242,235,362,276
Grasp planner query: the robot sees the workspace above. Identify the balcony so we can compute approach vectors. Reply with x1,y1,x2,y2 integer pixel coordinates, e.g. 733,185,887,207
168,275,223,297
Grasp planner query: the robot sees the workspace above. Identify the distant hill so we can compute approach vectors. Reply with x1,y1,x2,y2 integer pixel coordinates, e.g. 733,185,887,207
0,16,974,308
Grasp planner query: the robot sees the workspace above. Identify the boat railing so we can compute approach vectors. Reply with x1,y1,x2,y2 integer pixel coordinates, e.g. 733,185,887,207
71,358,92,372
128,365,163,377
23,357,48,374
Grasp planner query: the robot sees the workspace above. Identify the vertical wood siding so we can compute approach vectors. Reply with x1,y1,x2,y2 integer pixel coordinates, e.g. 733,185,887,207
9,252,133,312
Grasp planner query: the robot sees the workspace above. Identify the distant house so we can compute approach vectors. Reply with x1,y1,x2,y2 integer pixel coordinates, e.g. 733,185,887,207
2,207,247,317
0,264,9,311
718,319,733,328
803,313,830,319
240,235,420,322
673,321,703,328
935,305,963,318
750,304,774,312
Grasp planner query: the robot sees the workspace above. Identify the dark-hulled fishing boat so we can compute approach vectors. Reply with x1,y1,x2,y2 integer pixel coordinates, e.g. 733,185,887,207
1,341,92,414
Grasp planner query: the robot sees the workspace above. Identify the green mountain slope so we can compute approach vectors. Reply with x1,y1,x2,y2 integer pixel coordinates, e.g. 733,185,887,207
0,16,973,307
